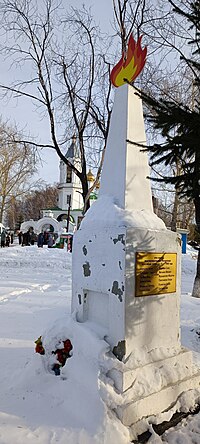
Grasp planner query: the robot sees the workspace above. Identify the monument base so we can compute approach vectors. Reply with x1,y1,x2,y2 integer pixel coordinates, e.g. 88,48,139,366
128,375,200,439
72,202,200,438
110,347,200,433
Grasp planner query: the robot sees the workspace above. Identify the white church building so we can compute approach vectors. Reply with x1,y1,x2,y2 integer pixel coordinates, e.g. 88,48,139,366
20,137,98,235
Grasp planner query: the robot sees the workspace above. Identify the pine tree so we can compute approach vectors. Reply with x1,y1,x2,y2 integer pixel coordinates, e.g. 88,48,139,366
138,0,200,296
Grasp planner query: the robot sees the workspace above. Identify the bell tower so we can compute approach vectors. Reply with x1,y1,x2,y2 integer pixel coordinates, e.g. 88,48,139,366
58,136,83,210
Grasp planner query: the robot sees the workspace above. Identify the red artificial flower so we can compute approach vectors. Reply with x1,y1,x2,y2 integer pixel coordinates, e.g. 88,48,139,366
56,350,66,366
35,343,45,355
63,339,72,353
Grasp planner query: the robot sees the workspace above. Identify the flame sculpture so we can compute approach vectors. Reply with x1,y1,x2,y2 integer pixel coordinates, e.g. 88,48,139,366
110,35,147,87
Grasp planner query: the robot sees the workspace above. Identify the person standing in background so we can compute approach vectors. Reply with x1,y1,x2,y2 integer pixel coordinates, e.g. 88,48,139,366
37,232,44,248
1,230,6,247
6,233,10,247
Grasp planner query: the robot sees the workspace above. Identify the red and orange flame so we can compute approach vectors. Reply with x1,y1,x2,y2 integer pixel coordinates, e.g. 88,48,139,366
110,35,147,87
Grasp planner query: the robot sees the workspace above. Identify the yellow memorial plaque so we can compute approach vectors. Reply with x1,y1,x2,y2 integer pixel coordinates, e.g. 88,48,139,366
135,252,177,297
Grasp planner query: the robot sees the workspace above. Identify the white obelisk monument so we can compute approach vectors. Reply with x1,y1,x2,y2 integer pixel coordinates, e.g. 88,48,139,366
72,84,200,436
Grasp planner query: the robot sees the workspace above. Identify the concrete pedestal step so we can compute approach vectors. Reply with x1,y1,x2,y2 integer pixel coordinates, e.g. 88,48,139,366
117,372,200,427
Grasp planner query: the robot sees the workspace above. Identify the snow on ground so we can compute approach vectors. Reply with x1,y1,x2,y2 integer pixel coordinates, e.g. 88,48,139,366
181,249,200,360
0,242,200,443
0,243,128,444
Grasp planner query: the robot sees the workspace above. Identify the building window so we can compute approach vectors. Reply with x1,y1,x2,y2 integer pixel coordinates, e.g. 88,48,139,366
66,166,72,183
67,194,71,205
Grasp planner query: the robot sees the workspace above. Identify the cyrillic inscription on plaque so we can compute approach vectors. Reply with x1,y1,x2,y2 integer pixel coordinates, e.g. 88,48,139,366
135,252,177,297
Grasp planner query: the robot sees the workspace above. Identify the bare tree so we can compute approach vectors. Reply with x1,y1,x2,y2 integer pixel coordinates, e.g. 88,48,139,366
0,0,195,222
6,184,58,228
55,6,113,212
112,0,147,54
0,122,39,223
0,0,113,214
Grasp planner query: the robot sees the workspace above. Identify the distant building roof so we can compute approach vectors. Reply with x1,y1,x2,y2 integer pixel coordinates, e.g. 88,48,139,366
65,135,77,159
41,206,62,211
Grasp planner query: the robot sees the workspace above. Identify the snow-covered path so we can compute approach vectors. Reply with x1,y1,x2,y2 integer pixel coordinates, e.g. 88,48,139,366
0,243,200,443
0,245,73,444
0,245,71,381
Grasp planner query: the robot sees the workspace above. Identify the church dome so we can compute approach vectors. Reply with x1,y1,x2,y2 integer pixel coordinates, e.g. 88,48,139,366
87,169,95,182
